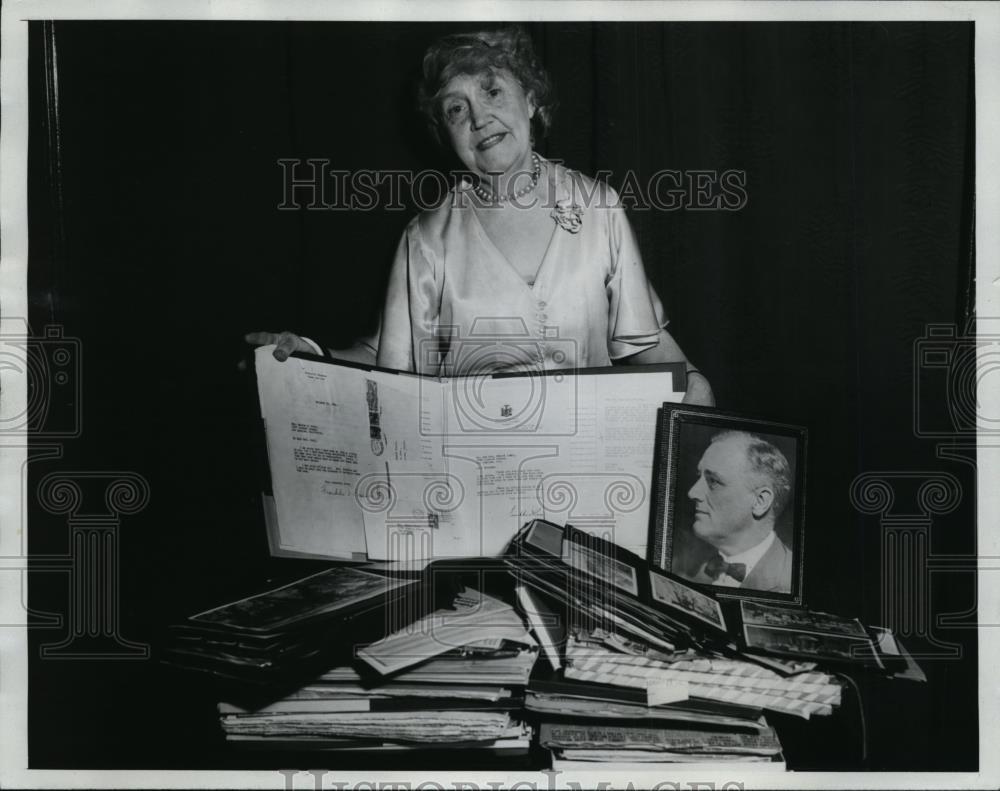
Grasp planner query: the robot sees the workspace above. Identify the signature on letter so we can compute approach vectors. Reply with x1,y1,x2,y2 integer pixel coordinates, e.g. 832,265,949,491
508,504,543,518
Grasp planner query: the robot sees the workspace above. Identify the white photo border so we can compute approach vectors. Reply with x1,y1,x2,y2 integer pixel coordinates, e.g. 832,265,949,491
1,2,998,790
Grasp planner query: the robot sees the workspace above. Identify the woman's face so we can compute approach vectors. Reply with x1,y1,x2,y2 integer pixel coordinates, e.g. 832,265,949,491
438,69,536,178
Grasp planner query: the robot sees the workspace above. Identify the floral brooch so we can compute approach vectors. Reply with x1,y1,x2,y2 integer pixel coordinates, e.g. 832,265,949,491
551,199,583,233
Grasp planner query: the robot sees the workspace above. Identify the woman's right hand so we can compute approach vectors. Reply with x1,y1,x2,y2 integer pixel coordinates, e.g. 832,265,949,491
244,331,316,362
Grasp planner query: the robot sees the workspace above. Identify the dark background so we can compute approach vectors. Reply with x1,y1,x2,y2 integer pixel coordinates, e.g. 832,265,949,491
26,21,977,770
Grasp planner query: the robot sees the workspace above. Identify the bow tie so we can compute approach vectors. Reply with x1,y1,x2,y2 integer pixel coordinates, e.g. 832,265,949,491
705,554,747,582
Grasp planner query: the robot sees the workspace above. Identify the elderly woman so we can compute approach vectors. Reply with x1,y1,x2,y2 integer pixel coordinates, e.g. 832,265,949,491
249,28,713,405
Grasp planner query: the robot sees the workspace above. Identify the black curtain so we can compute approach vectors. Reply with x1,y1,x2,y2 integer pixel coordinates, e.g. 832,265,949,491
27,21,975,770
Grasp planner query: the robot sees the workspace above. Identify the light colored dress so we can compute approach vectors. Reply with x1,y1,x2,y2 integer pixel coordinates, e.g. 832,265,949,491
375,160,667,375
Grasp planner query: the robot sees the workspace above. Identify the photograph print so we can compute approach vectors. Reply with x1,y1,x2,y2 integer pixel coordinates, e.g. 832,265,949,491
743,624,879,666
188,566,414,632
562,540,641,597
651,405,807,603
739,600,868,639
4,3,986,781
648,569,726,631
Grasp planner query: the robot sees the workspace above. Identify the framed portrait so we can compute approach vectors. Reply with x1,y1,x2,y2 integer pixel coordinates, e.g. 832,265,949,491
649,405,807,604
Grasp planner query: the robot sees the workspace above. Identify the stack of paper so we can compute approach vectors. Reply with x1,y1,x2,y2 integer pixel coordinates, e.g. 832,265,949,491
563,635,842,719
357,588,537,675
162,566,422,686
505,520,731,658
164,517,919,765
506,520,796,768
222,710,527,748
540,723,784,770
525,651,785,770
217,588,538,754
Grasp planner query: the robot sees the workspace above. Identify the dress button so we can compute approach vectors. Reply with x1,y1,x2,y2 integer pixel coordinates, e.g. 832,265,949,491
538,313,547,321
538,300,547,308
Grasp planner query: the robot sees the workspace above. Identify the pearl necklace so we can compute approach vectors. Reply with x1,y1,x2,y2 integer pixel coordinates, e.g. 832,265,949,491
474,153,541,204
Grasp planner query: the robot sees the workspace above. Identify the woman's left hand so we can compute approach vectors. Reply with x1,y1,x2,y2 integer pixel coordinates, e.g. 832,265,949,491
682,371,715,407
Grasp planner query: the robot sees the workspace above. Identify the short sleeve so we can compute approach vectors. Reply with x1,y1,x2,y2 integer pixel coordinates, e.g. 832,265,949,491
374,218,441,373
605,205,669,360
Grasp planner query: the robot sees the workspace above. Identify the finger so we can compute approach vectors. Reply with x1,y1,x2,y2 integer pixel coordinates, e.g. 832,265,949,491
274,331,302,362
244,331,280,347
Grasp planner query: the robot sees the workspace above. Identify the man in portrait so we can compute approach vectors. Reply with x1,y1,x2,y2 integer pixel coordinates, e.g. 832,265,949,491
680,430,794,593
